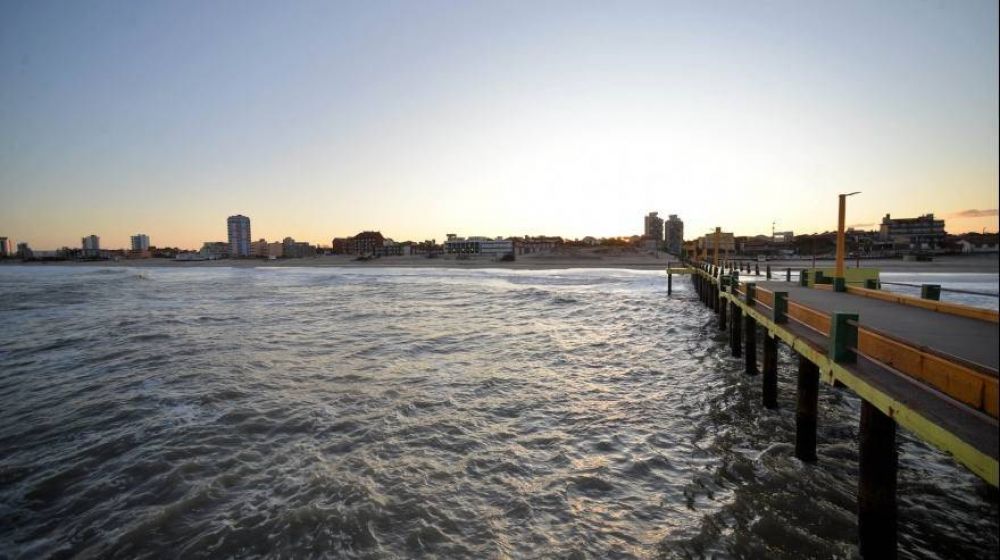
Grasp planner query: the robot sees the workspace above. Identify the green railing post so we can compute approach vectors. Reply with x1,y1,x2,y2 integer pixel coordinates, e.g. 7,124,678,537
799,270,809,286
834,277,846,292
829,312,859,363
773,292,788,324
920,284,941,301
864,278,878,290
744,282,756,306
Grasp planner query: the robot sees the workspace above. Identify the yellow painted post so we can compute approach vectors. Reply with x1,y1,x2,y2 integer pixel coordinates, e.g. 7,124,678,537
835,192,860,292
836,194,846,280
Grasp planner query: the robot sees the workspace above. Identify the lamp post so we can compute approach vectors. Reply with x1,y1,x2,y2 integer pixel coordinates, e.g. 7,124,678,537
835,191,861,291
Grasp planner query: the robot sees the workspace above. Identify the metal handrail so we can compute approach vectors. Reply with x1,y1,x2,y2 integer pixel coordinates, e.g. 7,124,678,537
878,281,999,298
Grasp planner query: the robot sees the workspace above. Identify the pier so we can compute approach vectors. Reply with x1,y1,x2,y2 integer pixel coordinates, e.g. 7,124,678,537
685,258,998,558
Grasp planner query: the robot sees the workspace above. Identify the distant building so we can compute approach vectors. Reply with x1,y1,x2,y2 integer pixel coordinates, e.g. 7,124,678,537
82,235,101,258
250,238,269,258
16,242,32,259
0,237,12,257
665,215,684,255
444,234,513,256
130,234,150,252
128,234,151,258
957,234,998,254
644,212,664,243
693,231,735,260
879,213,946,251
282,237,314,258
514,235,562,254
227,215,252,257
200,241,229,259
334,231,385,256
772,231,794,244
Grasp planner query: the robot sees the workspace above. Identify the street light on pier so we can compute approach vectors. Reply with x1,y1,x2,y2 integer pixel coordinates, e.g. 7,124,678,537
835,191,861,291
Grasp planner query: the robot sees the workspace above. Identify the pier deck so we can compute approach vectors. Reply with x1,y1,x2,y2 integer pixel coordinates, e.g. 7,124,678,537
689,265,999,488
754,281,999,369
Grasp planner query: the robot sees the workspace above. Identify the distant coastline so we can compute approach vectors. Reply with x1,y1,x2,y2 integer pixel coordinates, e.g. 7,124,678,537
2,251,997,273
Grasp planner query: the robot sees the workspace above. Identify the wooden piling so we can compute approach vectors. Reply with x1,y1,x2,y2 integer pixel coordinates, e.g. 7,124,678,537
795,355,819,462
744,314,757,375
858,400,898,559
766,265,772,280
786,267,791,282
732,303,742,357
667,271,672,295
719,294,727,330
763,332,778,408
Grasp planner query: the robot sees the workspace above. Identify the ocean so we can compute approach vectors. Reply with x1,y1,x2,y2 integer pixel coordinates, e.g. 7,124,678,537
0,266,996,558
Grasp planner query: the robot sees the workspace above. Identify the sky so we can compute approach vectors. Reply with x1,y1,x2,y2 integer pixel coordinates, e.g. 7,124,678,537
1,0,997,250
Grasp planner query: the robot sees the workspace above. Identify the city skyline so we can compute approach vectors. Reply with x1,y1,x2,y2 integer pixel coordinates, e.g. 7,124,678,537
1,1,998,249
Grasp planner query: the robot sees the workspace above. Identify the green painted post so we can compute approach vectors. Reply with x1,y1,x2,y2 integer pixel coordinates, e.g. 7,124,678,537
864,278,878,290
833,276,846,292
744,282,756,306
920,284,941,301
773,292,788,324
814,270,825,285
799,270,809,286
829,312,859,363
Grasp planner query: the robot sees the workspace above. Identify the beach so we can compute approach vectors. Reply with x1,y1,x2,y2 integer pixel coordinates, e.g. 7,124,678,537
4,248,998,273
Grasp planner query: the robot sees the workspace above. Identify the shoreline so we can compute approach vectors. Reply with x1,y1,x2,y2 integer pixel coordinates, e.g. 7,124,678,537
1,253,997,274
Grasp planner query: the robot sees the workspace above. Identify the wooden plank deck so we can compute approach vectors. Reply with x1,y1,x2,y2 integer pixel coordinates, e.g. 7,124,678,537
753,281,999,370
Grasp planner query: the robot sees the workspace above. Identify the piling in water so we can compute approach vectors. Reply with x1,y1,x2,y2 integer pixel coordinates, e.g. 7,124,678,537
762,332,778,408
795,355,819,462
859,400,898,559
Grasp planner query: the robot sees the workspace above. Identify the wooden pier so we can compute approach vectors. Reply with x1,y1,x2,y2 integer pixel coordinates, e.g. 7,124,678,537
686,261,998,558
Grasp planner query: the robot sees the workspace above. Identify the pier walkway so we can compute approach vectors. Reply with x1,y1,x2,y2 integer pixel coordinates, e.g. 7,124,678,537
684,262,999,558
754,281,998,369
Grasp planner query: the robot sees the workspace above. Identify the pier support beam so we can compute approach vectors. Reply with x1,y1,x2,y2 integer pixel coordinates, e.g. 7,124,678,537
795,355,819,462
731,304,742,358
858,400,897,559
719,295,727,331
744,314,757,375
762,332,778,408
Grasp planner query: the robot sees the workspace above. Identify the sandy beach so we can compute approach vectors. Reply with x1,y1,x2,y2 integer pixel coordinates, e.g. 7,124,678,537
4,249,998,273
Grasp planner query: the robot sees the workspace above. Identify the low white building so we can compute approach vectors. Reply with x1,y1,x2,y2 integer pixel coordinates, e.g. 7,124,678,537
444,235,513,256
959,239,999,253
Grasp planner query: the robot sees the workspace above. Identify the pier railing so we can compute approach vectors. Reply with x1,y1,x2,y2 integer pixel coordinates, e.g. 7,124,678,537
696,262,999,417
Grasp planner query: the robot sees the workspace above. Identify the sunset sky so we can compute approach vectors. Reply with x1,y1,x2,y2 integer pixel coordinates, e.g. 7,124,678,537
1,0,997,249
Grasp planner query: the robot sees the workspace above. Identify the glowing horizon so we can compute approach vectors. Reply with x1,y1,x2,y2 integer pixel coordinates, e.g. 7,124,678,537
1,1,997,250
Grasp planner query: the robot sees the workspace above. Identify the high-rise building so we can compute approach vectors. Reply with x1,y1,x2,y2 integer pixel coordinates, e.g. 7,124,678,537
644,212,664,242
82,235,100,257
665,214,684,255
227,215,252,257
0,237,12,257
131,234,150,252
